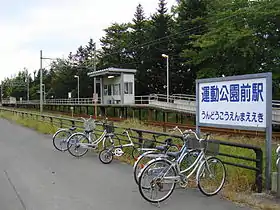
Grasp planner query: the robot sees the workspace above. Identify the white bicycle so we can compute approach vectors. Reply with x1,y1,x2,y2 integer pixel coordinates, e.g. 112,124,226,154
52,116,97,152
66,118,115,158
137,129,226,203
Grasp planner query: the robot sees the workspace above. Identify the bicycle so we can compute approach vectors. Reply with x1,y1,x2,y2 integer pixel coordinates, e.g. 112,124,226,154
133,126,198,188
98,128,135,164
137,129,226,203
66,118,115,158
133,136,181,186
52,116,97,152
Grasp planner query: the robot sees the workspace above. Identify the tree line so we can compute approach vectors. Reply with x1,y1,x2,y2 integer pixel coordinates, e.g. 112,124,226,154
1,0,280,100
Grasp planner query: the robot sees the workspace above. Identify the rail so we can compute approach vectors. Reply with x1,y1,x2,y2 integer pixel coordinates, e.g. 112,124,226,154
0,107,264,193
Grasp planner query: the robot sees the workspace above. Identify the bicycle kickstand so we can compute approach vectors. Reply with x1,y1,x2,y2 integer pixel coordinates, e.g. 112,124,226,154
150,201,161,208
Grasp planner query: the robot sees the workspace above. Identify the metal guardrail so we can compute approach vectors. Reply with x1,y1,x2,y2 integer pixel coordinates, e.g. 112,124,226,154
2,93,278,105
1,94,196,105
0,107,264,193
2,94,280,124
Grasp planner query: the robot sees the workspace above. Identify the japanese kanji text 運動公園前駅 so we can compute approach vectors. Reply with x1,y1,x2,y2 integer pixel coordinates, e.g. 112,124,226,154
201,82,264,103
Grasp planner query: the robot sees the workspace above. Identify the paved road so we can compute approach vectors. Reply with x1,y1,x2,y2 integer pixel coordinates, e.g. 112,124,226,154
0,118,251,210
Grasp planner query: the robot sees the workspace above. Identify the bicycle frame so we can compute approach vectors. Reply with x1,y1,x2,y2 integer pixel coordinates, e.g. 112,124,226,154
76,129,111,149
110,130,134,149
145,150,205,185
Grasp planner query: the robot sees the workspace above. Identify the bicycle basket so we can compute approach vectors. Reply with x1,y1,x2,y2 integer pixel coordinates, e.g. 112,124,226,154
205,141,220,156
187,137,201,149
103,122,114,133
187,138,219,156
84,119,96,131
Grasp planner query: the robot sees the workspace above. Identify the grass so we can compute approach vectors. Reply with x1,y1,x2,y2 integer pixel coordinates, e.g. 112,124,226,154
0,108,280,209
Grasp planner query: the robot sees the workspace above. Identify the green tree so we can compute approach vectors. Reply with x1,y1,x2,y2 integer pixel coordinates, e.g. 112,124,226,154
130,4,151,95
146,0,173,94
184,0,280,98
171,0,209,93
99,23,134,69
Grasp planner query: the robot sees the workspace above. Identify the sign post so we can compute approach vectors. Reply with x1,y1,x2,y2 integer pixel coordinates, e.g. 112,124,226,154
196,72,272,191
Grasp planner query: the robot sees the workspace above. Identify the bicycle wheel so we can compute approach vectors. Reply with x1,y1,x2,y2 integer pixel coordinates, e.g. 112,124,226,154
52,129,71,152
99,148,114,164
133,151,162,186
138,159,177,203
197,157,226,196
67,133,90,158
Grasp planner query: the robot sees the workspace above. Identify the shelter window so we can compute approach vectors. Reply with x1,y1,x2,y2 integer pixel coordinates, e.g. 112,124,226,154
124,82,133,94
104,85,108,96
114,84,120,95
108,84,112,96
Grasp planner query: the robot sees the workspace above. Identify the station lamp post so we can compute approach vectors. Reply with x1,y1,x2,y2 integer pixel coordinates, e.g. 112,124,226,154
162,53,169,102
74,75,80,102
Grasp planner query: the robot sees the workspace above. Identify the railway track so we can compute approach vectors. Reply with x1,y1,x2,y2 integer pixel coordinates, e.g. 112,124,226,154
12,108,280,139
146,121,280,139
52,110,280,139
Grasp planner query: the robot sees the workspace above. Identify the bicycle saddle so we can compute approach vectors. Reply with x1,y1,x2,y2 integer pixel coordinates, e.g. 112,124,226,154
166,151,181,158
69,127,76,131
155,145,168,151
164,138,173,144
85,129,93,133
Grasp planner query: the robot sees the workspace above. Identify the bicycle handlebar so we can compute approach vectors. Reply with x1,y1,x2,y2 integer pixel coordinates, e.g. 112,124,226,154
169,126,210,142
79,116,94,122
168,126,183,135
79,117,86,121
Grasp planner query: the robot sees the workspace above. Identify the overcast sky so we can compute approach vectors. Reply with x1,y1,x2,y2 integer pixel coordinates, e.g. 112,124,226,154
0,0,177,81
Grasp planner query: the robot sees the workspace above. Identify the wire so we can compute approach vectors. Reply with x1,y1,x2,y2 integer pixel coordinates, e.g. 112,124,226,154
101,0,273,58
98,17,248,69
94,1,276,69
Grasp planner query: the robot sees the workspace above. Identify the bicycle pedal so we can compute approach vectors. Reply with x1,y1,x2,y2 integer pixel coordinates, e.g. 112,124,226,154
179,181,188,188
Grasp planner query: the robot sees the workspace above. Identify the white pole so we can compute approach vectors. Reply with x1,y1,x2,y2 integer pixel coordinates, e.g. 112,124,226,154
40,50,43,112
167,56,169,103
77,76,80,102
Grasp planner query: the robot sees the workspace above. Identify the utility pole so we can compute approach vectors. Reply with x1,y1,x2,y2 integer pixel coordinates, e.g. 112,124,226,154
39,50,57,111
42,84,46,102
40,50,43,113
26,69,29,102
93,42,97,118
93,42,97,96
0,82,3,105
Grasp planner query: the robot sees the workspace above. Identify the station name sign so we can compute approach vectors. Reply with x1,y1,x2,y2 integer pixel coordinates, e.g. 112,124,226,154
196,73,271,130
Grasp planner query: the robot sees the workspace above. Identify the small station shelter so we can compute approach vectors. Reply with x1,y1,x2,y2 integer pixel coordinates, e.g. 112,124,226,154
87,67,137,105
